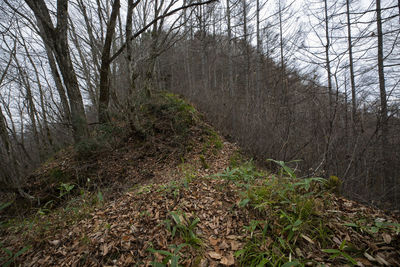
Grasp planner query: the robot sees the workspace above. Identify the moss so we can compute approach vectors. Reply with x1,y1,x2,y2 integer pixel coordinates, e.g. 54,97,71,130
47,167,73,185
201,128,224,155
48,168,64,182
229,151,246,168
326,175,342,193
74,138,103,160
199,155,209,169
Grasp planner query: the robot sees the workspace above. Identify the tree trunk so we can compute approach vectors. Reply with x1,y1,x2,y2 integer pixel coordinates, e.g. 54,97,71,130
69,19,98,109
346,0,357,132
226,0,233,96
24,0,88,143
323,0,333,172
0,106,11,156
324,0,333,112
242,0,249,98
98,0,121,123
376,0,389,194
256,0,261,97
278,0,286,104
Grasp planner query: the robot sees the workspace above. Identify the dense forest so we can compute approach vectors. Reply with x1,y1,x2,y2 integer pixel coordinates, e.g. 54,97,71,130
0,0,399,210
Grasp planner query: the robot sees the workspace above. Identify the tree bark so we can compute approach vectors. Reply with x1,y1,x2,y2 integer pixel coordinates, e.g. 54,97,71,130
24,0,88,143
376,0,389,192
98,0,121,123
323,0,332,112
346,0,357,132
242,0,249,97
278,0,286,104
226,0,233,96
256,0,261,97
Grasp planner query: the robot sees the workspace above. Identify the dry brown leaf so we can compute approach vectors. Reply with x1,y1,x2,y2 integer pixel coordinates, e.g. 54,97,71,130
345,233,351,241
102,244,109,256
301,234,315,244
49,240,61,246
382,233,392,244
209,237,219,246
219,240,230,250
208,251,222,260
355,258,373,266
363,252,376,262
333,236,341,245
376,254,390,266
295,248,304,258
231,240,241,250
220,253,235,266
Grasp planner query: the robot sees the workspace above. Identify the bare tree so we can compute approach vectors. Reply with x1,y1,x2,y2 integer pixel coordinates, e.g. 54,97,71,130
98,0,120,123
22,0,89,142
345,0,357,131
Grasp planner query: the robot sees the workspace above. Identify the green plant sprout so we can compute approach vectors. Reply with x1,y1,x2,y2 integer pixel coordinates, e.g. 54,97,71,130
165,211,202,247
0,242,31,267
148,244,187,267
59,182,75,197
321,240,357,266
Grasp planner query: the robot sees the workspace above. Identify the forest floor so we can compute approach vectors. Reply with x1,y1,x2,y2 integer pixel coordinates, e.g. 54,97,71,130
1,93,400,266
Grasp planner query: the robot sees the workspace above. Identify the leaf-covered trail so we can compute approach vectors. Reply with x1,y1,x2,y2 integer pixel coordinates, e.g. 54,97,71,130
3,141,244,266
2,139,400,266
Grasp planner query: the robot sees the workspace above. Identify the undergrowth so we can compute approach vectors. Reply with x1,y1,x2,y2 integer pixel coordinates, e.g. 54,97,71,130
213,159,388,266
0,189,104,265
148,211,203,266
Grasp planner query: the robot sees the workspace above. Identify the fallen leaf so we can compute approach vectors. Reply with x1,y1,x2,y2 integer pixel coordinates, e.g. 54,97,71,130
209,237,219,246
49,240,61,246
200,258,209,267
376,254,390,266
301,234,315,244
333,236,341,245
231,241,240,250
219,240,229,250
382,233,391,244
102,244,109,256
363,252,376,262
355,258,372,266
208,251,222,260
295,248,304,257
220,253,235,266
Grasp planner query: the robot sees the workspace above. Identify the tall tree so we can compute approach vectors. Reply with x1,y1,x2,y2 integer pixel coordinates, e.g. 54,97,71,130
242,0,250,96
376,0,389,184
23,0,89,142
98,0,121,123
324,0,333,111
345,0,357,132
226,0,233,96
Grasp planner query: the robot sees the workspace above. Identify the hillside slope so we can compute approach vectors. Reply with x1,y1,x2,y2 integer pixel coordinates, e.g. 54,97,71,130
1,94,399,267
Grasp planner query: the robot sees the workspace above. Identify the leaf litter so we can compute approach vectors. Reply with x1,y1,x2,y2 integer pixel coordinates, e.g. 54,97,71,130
1,136,400,266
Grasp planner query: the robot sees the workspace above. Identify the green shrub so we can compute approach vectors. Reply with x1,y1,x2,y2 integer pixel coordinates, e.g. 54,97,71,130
0,243,31,267
48,167,71,184
74,138,104,159
74,122,124,160
160,93,198,136
325,176,342,193
199,155,209,169
94,123,124,146
214,160,264,186
229,151,246,168
165,211,202,247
